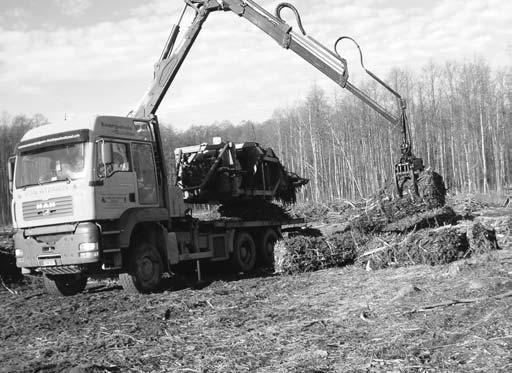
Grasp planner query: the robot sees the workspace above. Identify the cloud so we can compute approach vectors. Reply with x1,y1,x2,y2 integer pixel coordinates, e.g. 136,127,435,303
4,7,28,18
53,0,92,17
0,7,29,29
0,0,511,128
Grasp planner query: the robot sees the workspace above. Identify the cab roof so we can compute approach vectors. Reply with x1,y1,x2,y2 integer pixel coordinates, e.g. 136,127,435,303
20,115,97,142
19,115,153,144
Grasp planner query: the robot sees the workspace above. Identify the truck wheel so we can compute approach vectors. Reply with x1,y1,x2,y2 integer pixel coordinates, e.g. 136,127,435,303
258,229,279,266
230,231,256,273
120,242,163,293
43,273,87,296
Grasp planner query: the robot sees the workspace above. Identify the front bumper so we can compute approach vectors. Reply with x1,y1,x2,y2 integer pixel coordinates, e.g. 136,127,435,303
15,222,100,270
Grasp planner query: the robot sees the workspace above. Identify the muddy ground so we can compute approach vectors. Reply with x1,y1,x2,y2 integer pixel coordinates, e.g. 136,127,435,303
1,207,511,372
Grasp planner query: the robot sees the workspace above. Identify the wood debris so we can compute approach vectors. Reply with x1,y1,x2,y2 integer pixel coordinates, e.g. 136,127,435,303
276,189,502,274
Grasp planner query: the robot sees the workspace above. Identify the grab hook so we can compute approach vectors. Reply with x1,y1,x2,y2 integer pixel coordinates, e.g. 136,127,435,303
275,2,306,36
335,36,403,102
334,36,366,72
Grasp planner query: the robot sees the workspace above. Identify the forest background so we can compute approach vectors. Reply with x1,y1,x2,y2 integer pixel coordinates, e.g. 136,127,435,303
0,59,510,226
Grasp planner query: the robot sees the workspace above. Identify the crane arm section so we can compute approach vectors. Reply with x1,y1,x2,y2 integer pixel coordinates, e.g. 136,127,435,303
129,2,216,119
129,0,424,197
129,0,404,137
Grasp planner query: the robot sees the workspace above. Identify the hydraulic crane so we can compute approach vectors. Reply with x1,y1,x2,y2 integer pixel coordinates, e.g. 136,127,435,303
128,0,424,196
9,0,435,295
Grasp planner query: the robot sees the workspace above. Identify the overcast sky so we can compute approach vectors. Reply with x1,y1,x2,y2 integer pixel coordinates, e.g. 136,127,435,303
0,0,510,130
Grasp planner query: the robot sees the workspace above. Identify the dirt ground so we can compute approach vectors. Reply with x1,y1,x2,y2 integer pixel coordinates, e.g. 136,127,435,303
1,209,511,372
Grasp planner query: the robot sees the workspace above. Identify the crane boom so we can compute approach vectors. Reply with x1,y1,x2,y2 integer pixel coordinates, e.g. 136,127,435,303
130,0,395,124
129,0,424,196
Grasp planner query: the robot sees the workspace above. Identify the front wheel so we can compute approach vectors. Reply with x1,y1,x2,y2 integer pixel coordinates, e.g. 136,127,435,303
43,273,87,296
120,242,163,293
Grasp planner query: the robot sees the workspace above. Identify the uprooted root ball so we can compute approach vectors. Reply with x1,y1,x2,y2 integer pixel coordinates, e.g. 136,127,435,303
467,222,499,255
417,169,446,209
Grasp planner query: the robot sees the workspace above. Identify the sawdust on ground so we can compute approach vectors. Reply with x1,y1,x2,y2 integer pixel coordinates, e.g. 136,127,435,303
1,245,511,372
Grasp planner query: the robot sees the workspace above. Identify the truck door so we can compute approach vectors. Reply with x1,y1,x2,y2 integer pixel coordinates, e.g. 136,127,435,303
95,140,138,219
131,143,158,205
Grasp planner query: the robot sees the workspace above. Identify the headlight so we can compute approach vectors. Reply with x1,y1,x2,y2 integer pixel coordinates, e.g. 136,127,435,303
79,251,99,259
79,242,98,252
15,249,23,258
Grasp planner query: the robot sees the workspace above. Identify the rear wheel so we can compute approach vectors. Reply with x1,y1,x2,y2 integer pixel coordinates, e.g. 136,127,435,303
120,242,163,293
258,228,279,266
43,273,87,296
230,231,256,273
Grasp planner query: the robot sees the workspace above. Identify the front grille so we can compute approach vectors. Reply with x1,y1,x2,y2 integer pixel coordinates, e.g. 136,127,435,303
40,265,82,275
23,196,73,221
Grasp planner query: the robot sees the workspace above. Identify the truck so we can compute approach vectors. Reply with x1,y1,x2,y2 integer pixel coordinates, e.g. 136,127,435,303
9,115,305,295
8,0,429,296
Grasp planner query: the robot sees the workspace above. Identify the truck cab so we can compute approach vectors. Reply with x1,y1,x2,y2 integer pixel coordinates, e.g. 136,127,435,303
10,115,294,296
11,115,177,294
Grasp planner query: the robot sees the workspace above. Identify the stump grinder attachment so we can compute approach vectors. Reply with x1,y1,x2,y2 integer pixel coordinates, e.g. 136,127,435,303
175,141,308,205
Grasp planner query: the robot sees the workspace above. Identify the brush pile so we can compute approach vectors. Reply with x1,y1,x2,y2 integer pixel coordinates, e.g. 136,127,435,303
274,232,366,275
358,227,468,270
475,215,512,249
0,228,20,282
0,230,13,255
448,193,494,217
276,171,501,274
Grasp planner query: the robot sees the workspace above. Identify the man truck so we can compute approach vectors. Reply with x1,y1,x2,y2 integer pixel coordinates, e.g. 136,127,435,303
9,0,430,295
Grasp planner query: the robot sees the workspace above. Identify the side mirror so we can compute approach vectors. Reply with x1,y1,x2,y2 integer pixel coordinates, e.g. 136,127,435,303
7,156,15,194
97,140,113,179
102,141,113,165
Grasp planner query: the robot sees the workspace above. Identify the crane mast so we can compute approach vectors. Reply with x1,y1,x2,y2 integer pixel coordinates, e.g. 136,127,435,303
129,0,423,195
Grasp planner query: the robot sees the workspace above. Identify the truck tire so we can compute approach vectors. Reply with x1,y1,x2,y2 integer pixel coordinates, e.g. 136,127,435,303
257,228,279,266
43,273,87,296
120,242,163,293
230,231,256,273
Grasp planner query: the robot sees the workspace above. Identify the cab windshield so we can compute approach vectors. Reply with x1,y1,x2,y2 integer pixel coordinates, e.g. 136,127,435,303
16,143,87,188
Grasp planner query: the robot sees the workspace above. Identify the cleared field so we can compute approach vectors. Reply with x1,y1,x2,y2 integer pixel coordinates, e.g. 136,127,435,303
1,201,511,372
1,242,511,372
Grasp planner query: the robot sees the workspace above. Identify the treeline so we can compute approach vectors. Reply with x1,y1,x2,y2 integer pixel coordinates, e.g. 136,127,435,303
0,59,510,225
163,59,512,202
0,113,48,225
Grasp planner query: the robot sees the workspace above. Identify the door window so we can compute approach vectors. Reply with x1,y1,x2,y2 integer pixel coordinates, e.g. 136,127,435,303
96,141,130,177
132,143,158,205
